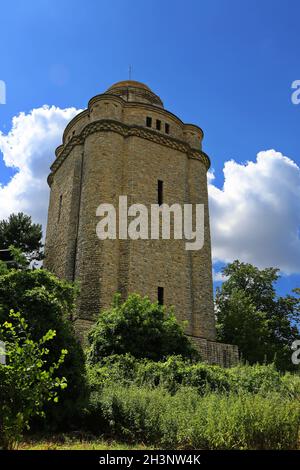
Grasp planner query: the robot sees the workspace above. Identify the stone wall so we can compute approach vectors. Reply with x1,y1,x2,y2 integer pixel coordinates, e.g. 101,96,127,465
189,336,239,367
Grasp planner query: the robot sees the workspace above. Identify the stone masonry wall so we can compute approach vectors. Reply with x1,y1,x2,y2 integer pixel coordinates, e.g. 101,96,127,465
189,336,239,367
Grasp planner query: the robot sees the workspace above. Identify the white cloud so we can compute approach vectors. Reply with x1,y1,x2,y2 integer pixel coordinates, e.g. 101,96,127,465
212,268,229,282
209,150,300,275
1,109,300,276
0,105,81,230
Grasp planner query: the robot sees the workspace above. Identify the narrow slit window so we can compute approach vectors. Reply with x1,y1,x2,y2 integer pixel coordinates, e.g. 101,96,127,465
146,116,152,127
158,180,163,206
158,286,164,305
58,195,63,222
156,119,161,131
165,123,170,134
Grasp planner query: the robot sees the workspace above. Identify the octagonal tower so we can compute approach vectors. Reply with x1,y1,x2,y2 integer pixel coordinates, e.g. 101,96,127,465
44,80,238,365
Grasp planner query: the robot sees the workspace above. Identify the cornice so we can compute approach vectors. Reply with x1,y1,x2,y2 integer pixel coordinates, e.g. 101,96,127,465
48,119,210,186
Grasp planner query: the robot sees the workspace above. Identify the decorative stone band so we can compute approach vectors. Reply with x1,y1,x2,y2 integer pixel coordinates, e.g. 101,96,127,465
48,119,211,186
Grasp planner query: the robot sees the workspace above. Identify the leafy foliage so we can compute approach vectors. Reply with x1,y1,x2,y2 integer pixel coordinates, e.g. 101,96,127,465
0,269,87,427
85,355,300,449
88,294,198,363
0,261,8,276
86,383,300,449
0,311,67,449
215,260,300,370
87,354,295,396
8,245,28,269
0,212,43,265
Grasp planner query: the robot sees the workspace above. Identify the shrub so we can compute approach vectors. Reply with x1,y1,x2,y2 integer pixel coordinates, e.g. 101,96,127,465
0,269,87,428
227,363,283,394
133,356,231,394
0,311,67,449
87,354,138,392
99,385,168,442
87,355,286,396
281,372,300,399
88,294,198,363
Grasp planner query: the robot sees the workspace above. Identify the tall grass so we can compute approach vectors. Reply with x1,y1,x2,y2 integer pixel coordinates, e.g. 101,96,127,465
86,384,300,449
85,357,300,449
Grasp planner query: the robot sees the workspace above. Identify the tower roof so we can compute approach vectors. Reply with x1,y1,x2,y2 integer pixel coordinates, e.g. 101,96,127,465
107,80,151,91
105,80,164,108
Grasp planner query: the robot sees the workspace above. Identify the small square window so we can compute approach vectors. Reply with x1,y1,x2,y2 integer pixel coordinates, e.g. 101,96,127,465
156,119,161,131
165,123,170,134
146,116,152,127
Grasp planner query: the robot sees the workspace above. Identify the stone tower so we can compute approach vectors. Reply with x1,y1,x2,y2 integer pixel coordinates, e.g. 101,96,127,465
44,80,238,365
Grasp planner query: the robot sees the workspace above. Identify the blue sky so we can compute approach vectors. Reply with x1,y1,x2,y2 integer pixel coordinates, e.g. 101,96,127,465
0,0,300,296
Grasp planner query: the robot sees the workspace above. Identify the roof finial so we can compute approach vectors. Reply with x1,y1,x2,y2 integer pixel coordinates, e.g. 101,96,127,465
128,65,132,80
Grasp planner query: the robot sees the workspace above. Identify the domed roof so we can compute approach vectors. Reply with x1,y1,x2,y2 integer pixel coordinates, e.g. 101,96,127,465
106,80,152,92
105,80,163,108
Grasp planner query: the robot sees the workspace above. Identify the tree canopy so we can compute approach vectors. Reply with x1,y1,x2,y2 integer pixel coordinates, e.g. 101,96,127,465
0,212,43,265
216,260,300,370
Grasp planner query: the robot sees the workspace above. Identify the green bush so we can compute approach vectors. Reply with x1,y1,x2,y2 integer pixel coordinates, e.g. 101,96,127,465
87,355,288,396
99,385,168,443
0,269,87,428
87,354,138,391
227,363,283,394
85,384,300,449
88,294,198,363
281,372,300,399
0,311,67,449
133,356,231,394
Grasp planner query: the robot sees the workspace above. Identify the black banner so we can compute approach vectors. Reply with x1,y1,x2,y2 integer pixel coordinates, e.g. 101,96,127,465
0,450,299,468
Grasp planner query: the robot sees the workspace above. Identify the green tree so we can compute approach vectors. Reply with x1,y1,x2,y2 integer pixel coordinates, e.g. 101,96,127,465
0,311,67,449
0,212,43,265
0,269,86,427
88,293,198,364
216,260,300,370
